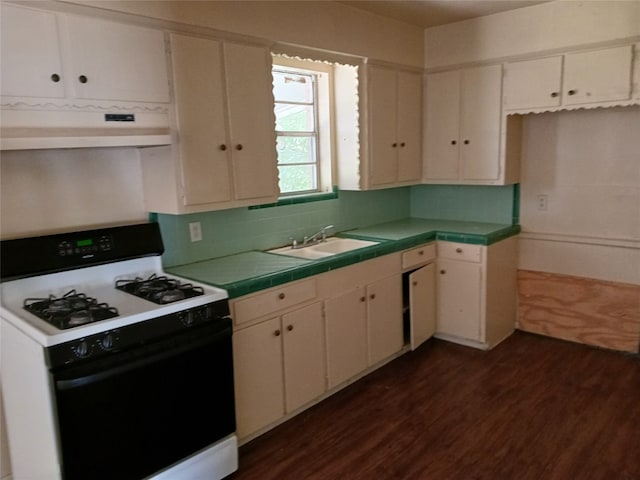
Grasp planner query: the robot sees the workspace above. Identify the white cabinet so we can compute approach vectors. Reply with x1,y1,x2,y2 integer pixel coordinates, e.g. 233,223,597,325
366,66,422,188
504,45,634,111
0,3,169,103
435,238,518,350
401,243,437,350
232,293,325,439
366,275,404,366
141,34,279,214
423,64,504,183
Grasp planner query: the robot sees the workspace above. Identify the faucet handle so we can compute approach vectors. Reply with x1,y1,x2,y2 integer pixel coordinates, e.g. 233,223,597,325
289,237,298,249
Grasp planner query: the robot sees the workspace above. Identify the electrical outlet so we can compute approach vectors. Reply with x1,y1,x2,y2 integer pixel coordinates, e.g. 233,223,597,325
189,222,202,242
536,194,548,211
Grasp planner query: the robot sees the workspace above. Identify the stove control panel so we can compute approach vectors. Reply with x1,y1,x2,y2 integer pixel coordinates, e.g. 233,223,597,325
58,235,113,258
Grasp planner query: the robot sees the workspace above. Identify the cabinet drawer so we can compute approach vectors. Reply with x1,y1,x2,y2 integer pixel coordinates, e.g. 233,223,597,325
402,243,436,269
233,279,317,325
437,242,483,263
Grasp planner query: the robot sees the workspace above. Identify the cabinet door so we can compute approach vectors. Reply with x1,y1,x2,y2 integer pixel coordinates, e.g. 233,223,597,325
64,15,170,103
368,66,399,186
224,42,279,201
563,45,633,106
409,263,436,350
367,275,403,366
282,303,326,413
437,260,482,341
0,4,65,98
424,70,460,181
324,287,367,389
396,71,423,183
170,34,232,206
233,317,284,438
459,64,502,181
504,56,562,110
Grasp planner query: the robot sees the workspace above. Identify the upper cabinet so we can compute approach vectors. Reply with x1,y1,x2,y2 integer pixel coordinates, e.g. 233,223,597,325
365,65,422,188
504,45,635,112
0,3,170,104
140,34,279,214
423,64,517,185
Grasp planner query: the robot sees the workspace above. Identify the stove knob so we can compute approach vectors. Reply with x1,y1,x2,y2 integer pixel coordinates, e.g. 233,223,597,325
74,340,90,358
100,333,115,350
180,311,194,327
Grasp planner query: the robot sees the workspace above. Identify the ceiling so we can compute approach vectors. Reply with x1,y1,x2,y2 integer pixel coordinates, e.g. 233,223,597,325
338,0,550,28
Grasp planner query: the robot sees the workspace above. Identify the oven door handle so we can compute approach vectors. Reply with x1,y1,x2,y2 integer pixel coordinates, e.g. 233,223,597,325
55,325,230,391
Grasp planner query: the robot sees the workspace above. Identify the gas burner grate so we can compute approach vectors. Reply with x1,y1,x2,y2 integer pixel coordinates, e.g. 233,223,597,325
24,289,119,329
115,274,204,305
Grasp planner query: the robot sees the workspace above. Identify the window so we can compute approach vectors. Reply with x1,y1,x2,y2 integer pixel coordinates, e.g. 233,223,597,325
272,56,334,197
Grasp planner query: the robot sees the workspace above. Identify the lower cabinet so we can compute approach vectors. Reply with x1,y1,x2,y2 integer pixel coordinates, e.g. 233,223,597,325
435,238,518,349
407,263,437,349
233,301,325,439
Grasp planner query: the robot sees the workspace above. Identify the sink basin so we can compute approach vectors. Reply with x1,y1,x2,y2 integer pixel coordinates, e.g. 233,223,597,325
267,237,379,260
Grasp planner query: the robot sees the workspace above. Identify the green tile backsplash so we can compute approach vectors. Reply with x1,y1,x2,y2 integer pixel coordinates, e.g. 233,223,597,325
156,184,519,267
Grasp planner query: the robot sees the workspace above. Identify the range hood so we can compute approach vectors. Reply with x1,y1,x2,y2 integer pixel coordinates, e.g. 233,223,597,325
0,106,172,150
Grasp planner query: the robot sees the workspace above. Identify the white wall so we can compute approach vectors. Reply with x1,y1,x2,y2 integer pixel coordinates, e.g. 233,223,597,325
518,107,640,285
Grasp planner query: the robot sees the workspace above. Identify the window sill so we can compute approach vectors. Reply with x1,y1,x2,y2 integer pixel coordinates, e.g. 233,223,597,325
249,186,338,210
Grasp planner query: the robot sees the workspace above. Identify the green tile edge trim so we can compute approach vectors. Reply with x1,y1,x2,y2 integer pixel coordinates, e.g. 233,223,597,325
248,186,339,210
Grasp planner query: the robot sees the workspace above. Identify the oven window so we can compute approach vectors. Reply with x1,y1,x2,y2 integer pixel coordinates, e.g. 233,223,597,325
51,322,235,480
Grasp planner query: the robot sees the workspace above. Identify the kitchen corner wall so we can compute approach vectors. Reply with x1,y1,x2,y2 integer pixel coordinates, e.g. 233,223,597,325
157,188,410,267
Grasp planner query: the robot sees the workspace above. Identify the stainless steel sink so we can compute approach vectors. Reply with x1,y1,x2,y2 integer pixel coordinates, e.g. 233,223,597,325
267,237,379,260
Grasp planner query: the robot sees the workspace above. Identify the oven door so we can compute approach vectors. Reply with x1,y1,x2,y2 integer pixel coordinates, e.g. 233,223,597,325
50,319,235,480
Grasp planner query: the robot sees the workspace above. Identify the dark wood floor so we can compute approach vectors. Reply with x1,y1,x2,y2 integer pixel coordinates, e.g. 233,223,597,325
229,331,640,480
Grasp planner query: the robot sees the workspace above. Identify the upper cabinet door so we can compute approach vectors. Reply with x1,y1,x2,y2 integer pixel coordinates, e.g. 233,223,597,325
396,71,423,183
504,56,562,110
0,4,65,98
423,70,460,181
459,64,502,181
224,42,279,201
563,45,633,106
63,15,170,103
368,66,399,186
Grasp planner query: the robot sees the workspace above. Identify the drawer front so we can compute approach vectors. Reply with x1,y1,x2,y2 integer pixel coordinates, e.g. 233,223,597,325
437,242,483,263
402,243,436,269
233,279,317,325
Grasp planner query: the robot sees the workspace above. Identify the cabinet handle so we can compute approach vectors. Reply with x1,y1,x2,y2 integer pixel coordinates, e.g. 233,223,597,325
278,292,285,300
418,250,424,255
78,75,88,84
567,89,577,96
219,144,227,151
412,281,418,286
455,247,463,253
286,325,293,332
550,92,559,98
235,144,243,151
274,329,281,337
50,73,61,83
360,296,366,302
440,269,446,275
370,293,376,300
463,139,470,145
400,142,406,147
451,140,457,145
392,142,398,148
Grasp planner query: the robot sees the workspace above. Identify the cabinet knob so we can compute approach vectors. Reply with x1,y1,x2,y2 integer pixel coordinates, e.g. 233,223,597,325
412,281,418,286
235,144,243,151
550,92,559,98
219,144,227,151
278,292,285,300
370,293,376,300
50,73,61,83
463,139,470,145
440,269,446,275
360,296,366,302
451,140,457,145
286,325,293,332
455,247,463,253
400,142,406,147
392,142,398,148
274,329,281,337
418,250,424,255
567,89,577,96
78,75,88,84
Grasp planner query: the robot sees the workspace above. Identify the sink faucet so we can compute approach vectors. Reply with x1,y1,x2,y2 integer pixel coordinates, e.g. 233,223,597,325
297,225,334,248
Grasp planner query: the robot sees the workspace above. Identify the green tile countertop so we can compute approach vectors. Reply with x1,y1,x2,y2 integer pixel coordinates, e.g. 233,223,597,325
166,218,520,299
